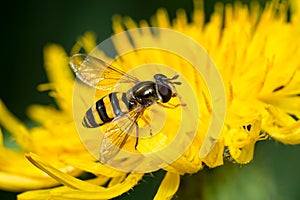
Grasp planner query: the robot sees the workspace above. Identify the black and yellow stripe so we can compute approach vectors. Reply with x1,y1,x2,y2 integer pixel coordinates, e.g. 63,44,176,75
82,92,131,128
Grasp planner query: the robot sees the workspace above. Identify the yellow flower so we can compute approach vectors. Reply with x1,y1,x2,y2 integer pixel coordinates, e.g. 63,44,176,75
0,0,299,199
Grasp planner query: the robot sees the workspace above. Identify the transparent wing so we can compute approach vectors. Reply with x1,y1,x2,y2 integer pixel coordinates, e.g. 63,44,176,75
99,106,146,164
69,54,139,90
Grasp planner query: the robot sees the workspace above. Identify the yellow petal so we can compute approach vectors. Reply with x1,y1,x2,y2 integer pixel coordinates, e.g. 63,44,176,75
43,44,74,111
26,104,69,124
229,143,255,164
202,140,224,168
154,172,180,200
18,173,144,200
163,153,203,175
0,147,48,178
25,152,145,198
0,127,3,145
0,130,81,192
225,115,264,164
264,113,300,145
0,172,58,192
70,31,97,55
263,105,300,144
265,120,300,144
0,99,32,151
18,189,51,200
17,176,110,199
25,153,103,191
107,174,127,187
152,8,171,28
53,173,143,199
63,157,126,178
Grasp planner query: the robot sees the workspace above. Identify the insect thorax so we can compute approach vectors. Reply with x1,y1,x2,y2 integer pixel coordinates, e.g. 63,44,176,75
127,81,158,107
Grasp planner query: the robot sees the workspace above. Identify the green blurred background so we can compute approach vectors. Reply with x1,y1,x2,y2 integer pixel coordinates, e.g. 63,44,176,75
1,0,300,199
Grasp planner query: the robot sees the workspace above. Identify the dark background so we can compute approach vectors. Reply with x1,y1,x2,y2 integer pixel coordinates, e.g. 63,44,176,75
1,0,300,199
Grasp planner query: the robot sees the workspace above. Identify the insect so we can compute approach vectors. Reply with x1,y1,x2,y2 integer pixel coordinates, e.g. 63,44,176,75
69,54,183,164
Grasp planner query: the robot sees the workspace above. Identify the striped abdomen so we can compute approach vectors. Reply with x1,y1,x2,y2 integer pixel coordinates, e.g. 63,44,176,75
82,92,130,128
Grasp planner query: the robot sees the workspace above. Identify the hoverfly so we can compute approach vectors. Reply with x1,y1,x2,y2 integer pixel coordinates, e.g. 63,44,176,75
69,54,182,164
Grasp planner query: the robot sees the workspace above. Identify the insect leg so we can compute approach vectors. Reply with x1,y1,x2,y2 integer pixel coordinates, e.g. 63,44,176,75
157,101,186,109
134,122,139,150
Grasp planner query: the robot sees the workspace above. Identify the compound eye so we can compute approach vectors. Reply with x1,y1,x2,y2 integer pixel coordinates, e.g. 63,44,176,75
158,84,172,103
